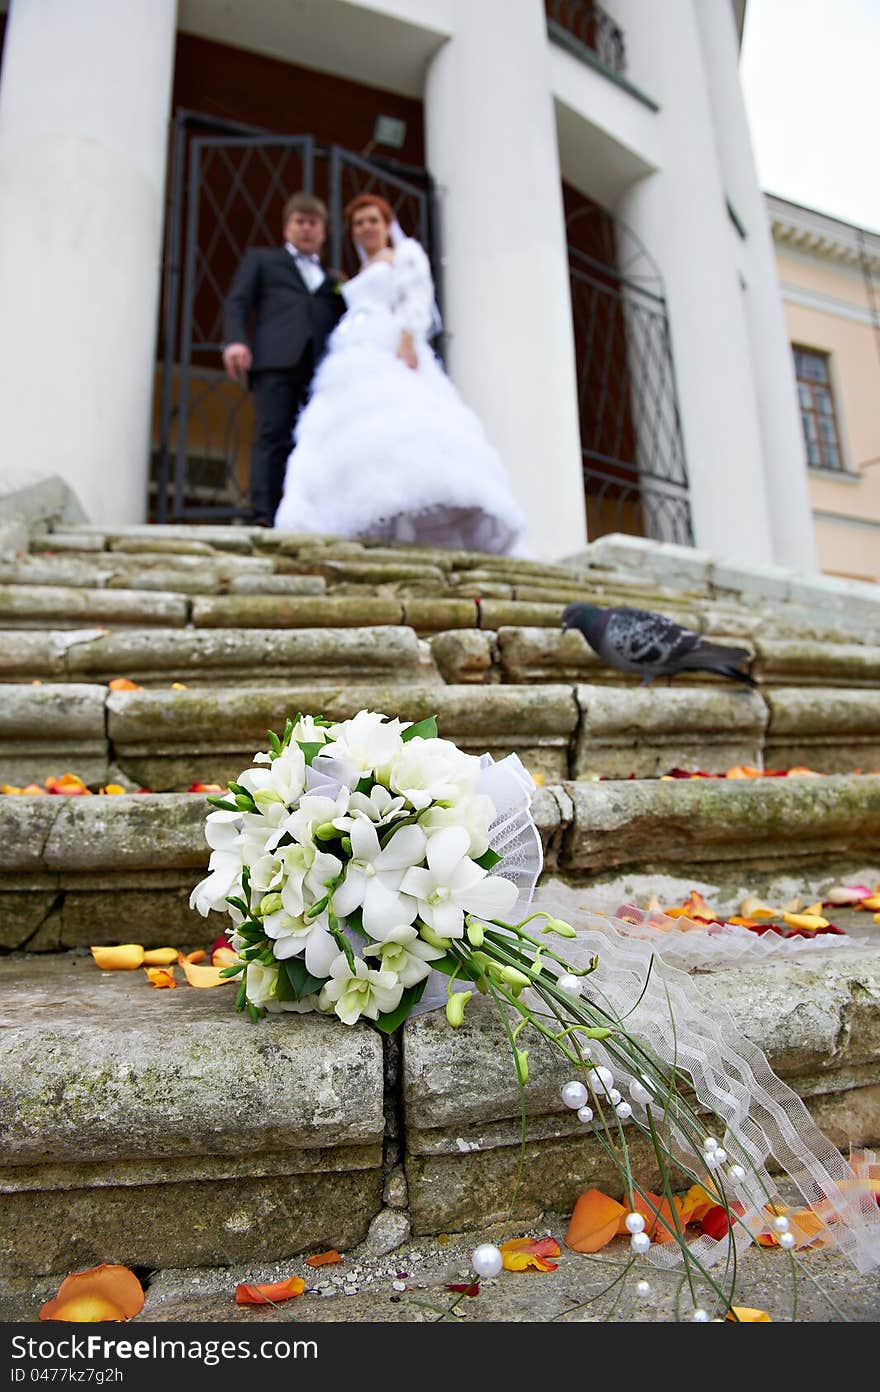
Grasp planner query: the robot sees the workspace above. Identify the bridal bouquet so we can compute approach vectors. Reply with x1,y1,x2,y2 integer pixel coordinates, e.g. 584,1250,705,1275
189,709,880,1312
189,709,558,1034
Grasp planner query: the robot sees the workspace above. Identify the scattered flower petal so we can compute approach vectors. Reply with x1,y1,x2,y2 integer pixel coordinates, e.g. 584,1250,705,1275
234,1277,306,1305
180,959,235,988
90,944,145,970
305,1250,342,1268
499,1236,560,1271
726,1306,771,1322
39,1264,144,1322
142,948,178,966
144,967,176,989
107,678,142,691
565,1190,627,1252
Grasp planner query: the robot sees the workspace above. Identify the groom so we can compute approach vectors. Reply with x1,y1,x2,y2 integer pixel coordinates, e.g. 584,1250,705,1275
221,192,346,526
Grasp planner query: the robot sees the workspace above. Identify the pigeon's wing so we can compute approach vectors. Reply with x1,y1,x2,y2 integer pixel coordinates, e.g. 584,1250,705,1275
604,608,700,668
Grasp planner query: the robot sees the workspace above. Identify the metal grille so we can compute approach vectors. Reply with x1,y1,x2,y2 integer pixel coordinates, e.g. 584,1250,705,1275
567,208,693,545
155,113,434,521
545,0,626,73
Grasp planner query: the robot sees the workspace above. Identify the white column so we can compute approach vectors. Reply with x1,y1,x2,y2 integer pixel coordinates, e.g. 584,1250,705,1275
615,0,775,564
0,0,177,525
425,0,587,560
694,0,818,572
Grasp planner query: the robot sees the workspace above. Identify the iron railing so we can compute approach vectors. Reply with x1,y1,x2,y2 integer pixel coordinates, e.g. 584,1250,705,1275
545,0,626,74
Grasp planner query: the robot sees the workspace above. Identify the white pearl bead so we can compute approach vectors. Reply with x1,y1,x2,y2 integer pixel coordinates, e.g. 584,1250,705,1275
630,1232,651,1254
691,1308,709,1322
471,1244,503,1278
577,1105,594,1124
594,1065,614,1090
704,1151,721,1169
636,1279,652,1299
616,1101,633,1120
561,1080,588,1110
772,1215,790,1233
608,1088,622,1106
703,1137,718,1152
629,1080,653,1105
625,1212,645,1234
779,1231,796,1250
713,1148,727,1164
729,1164,746,1181
557,973,582,995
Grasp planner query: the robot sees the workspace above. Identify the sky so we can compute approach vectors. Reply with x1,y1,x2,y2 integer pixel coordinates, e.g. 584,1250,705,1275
739,0,880,233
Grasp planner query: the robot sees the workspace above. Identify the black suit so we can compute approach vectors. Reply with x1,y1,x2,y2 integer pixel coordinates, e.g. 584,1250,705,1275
222,246,345,521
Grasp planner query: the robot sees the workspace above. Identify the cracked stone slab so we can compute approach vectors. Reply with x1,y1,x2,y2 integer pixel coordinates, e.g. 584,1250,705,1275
0,683,109,786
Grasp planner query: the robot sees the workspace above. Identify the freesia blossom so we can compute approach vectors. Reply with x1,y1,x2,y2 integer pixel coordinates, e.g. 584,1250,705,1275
263,908,339,978
399,826,518,938
236,743,307,805
420,792,496,858
283,790,350,847
386,737,480,811
189,846,243,917
318,954,404,1025
249,843,341,918
332,816,426,938
322,710,407,778
362,924,447,986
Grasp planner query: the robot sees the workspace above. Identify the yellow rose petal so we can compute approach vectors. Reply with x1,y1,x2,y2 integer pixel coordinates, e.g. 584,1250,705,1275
90,945,145,970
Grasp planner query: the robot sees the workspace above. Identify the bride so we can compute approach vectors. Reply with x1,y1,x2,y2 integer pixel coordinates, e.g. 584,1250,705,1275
273,194,531,555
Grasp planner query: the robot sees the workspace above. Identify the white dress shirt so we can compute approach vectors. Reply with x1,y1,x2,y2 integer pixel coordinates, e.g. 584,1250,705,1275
285,242,326,293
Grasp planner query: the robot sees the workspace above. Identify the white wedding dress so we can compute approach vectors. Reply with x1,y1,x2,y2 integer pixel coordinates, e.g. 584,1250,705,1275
273,238,531,555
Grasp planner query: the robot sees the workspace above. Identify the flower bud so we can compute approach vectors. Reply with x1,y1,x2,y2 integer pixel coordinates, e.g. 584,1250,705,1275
314,822,339,841
258,893,284,917
446,990,473,1028
514,1047,529,1085
234,793,254,811
543,917,577,938
498,965,532,991
465,920,484,948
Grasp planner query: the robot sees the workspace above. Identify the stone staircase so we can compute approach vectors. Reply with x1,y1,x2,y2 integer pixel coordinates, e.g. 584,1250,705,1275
2,503,880,1314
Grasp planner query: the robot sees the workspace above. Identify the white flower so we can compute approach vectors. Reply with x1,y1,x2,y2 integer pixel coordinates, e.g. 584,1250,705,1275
399,826,518,939
362,925,447,986
264,909,339,978
420,792,497,858
237,743,307,806
284,790,350,847
332,816,426,938
323,710,407,778
249,843,341,918
245,960,320,1014
387,737,481,811
189,850,242,917
291,715,331,746
317,953,404,1025
334,783,408,829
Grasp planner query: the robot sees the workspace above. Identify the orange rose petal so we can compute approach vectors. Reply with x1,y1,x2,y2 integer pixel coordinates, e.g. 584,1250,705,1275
108,678,142,691
40,1264,144,1322
630,1190,679,1244
144,968,176,989
142,948,179,966
234,1277,305,1305
305,1250,342,1268
90,945,145,970
99,784,127,796
565,1189,627,1252
725,765,762,779
178,949,207,965
678,1181,719,1226
180,959,234,988
726,1306,771,1322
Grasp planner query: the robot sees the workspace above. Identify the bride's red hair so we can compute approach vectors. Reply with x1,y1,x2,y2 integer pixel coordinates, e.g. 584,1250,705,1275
344,193,395,228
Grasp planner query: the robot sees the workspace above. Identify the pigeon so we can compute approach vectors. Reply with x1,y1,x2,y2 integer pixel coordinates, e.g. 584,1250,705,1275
561,602,757,687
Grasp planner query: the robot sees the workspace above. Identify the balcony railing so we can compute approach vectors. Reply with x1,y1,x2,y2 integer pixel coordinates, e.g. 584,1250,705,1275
545,0,626,76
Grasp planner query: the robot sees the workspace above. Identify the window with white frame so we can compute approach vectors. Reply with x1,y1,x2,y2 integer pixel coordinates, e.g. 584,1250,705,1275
792,346,843,472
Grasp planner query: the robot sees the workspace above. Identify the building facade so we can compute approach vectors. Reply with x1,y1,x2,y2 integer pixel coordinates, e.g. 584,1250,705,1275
0,0,817,568
768,195,880,584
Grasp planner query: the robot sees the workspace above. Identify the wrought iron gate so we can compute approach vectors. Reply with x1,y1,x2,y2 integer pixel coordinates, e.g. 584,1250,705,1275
155,112,436,522
567,206,693,544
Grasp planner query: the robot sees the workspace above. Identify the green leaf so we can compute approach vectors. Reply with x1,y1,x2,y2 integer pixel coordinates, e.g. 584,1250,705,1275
373,980,428,1034
225,895,250,917
401,715,438,743
206,795,238,812
280,957,325,1001
267,729,282,756
473,847,503,871
247,1002,265,1023
328,916,355,971
298,741,326,766
355,775,374,795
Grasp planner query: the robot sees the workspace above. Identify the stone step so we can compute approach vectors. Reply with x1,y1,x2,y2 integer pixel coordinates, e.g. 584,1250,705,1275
3,778,878,953
4,682,880,792
2,944,878,1279
0,625,433,685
